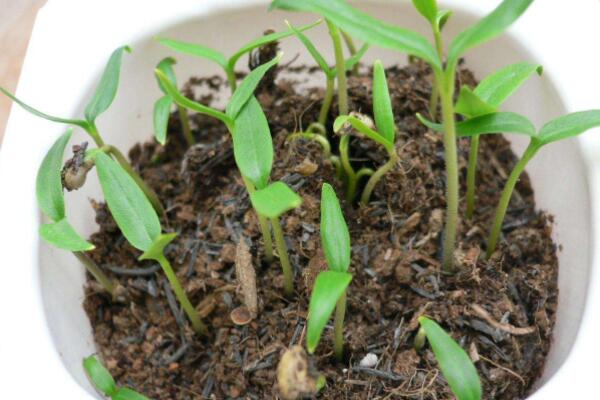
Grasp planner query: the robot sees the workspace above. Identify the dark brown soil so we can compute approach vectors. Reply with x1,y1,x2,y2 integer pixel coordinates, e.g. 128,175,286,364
83,59,558,399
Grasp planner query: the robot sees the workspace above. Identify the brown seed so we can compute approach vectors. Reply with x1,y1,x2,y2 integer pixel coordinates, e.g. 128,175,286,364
277,346,323,400
230,306,253,326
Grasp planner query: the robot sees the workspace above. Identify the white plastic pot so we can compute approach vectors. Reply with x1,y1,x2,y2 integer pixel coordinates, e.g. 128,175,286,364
1,0,599,398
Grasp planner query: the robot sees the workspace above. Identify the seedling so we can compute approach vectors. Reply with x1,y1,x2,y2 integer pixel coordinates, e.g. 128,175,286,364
417,317,482,400
419,109,600,257
1,46,164,216
271,0,535,272
157,21,319,93
153,57,194,146
83,355,149,399
307,183,352,361
333,60,398,204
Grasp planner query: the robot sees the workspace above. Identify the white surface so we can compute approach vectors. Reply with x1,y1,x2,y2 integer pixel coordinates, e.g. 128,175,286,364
0,0,599,398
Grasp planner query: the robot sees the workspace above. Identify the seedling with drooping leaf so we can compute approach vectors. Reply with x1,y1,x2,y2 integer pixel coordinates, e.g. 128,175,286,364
307,183,352,361
0,46,164,216
157,21,320,93
153,57,194,146
271,0,535,272
83,355,150,400
333,60,398,204
418,109,600,257
417,317,482,400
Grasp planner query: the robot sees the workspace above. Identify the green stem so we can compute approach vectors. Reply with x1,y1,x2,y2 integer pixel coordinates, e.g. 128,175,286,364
156,253,208,336
486,141,539,258
104,145,166,217
341,30,359,75
318,76,335,127
177,105,195,146
339,135,357,202
73,251,115,295
225,67,237,94
242,176,274,262
271,217,294,297
327,20,348,115
429,28,444,121
466,135,480,219
334,290,347,361
288,132,332,158
87,123,105,148
360,149,398,206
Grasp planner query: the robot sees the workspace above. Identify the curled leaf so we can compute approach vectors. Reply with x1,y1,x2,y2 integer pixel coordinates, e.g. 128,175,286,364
37,130,72,221
250,181,302,219
153,95,173,145
538,110,600,145
320,183,350,272
83,355,117,397
40,218,95,252
372,60,395,143
157,38,228,69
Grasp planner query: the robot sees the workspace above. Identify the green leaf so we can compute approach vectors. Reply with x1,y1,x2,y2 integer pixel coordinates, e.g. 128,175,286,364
419,317,482,400
250,181,302,219
538,110,600,145
417,112,537,139
372,60,395,143
157,38,228,69
226,53,282,119
153,95,172,145
344,43,370,72
286,20,331,76
113,388,150,400
232,97,273,189
306,271,352,353
474,62,542,108
36,129,71,221
334,115,393,150
139,233,177,261
83,355,117,397
436,10,453,31
84,46,131,123
40,218,95,252
94,152,161,251
454,86,497,119
155,57,178,94
448,0,534,69
412,0,438,25
0,86,88,129
320,183,350,272
270,0,441,70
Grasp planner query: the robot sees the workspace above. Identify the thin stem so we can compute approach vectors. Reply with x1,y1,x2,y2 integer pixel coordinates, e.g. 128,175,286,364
334,290,347,361
466,135,480,219
486,142,539,258
307,122,326,135
327,20,348,115
318,76,335,127
428,28,444,121
341,30,359,75
156,253,208,336
339,135,357,202
242,176,274,262
288,132,332,158
73,251,115,295
271,217,294,297
177,105,195,146
87,123,105,148
360,149,398,206
225,66,237,94
104,145,166,217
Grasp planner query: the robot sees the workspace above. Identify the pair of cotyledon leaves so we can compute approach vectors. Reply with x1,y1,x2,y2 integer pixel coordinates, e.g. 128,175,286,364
84,355,149,400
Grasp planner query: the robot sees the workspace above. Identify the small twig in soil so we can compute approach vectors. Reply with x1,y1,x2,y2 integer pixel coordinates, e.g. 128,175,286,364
105,263,161,277
163,342,191,365
479,354,526,385
471,304,536,335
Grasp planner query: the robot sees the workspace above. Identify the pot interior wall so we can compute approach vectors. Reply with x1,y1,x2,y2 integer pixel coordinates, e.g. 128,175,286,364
38,2,590,397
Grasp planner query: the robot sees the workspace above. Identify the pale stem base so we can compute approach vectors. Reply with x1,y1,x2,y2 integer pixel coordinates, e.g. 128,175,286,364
334,291,347,361
177,105,195,146
271,217,294,297
466,134,480,219
73,251,115,295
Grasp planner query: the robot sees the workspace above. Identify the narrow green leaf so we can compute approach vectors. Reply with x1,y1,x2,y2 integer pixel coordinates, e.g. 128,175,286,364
372,60,395,143
306,271,352,353
334,115,393,150
0,86,88,128
250,181,302,219
226,53,282,119
270,0,441,70
40,219,95,252
139,232,177,261
417,112,537,139
448,0,534,68
320,183,350,272
419,317,482,400
539,110,600,145
474,62,543,108
84,46,131,123
94,152,161,251
412,0,438,25
344,43,370,72
436,10,453,31
83,356,117,397
157,38,228,69
155,57,178,94
153,96,172,145
113,388,150,400
36,130,71,221
454,86,497,119
232,97,273,189
286,20,331,76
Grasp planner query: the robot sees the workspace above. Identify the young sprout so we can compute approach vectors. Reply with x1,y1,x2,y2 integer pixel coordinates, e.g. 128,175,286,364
271,0,536,272
93,151,208,335
419,109,600,257
333,60,398,205
157,21,320,93
83,355,149,399
307,183,352,361
0,46,164,216
417,317,482,400
36,129,115,295
153,57,194,146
